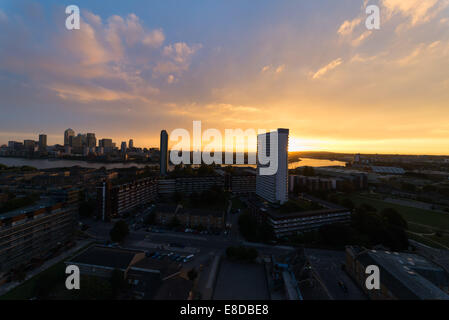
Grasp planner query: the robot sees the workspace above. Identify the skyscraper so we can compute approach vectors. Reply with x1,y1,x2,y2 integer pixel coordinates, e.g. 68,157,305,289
129,139,134,149
121,141,127,154
160,130,168,176
99,139,113,153
86,133,96,148
256,128,289,204
38,134,47,152
64,128,75,146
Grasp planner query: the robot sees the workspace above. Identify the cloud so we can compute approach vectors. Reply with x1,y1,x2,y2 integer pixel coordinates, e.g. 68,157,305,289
163,42,201,64
312,58,343,79
261,65,271,73
338,18,362,36
260,64,285,75
397,41,443,66
167,75,176,84
153,42,202,76
275,64,286,73
0,9,200,104
351,31,372,47
381,0,449,26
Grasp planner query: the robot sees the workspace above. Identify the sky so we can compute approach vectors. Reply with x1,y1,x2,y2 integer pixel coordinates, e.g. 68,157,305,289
0,0,449,154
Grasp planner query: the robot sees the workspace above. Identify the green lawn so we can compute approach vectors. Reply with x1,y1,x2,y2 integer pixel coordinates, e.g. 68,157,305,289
344,193,449,249
347,194,449,231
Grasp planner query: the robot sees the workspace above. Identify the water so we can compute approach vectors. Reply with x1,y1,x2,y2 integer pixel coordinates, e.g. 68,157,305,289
0,156,346,170
288,158,346,169
0,157,152,170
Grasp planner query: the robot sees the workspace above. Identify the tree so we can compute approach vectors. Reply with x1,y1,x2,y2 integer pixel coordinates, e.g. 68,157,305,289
380,208,407,229
144,212,156,225
79,199,96,217
168,216,181,228
110,220,129,242
341,198,354,210
302,166,315,176
173,192,184,204
187,268,198,281
226,246,258,262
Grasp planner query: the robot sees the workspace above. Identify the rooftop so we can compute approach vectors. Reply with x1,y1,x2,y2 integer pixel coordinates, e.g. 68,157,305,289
248,195,349,220
66,245,144,271
130,257,181,279
355,248,449,300
0,199,56,220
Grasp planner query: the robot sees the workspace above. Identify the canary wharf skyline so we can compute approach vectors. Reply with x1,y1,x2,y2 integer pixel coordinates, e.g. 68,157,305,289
1,0,449,155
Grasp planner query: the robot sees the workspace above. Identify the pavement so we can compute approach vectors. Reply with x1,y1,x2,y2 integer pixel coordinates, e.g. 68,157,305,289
80,212,296,300
304,248,367,300
213,259,270,300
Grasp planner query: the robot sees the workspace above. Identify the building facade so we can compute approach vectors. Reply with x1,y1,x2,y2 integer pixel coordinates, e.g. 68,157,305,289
256,128,289,204
0,200,78,277
97,177,158,221
160,130,168,176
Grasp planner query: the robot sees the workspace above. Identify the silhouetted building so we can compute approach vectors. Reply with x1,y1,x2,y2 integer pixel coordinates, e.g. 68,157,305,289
99,138,114,153
97,177,158,221
160,130,168,176
86,133,96,148
256,128,289,204
0,199,78,277
38,134,47,153
346,246,449,300
64,128,75,146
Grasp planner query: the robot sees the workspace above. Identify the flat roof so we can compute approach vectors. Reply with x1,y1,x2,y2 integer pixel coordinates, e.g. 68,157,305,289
358,249,449,300
130,257,181,279
67,245,144,270
0,200,55,220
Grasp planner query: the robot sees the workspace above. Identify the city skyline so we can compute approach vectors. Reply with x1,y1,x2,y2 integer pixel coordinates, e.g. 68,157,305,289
1,0,449,155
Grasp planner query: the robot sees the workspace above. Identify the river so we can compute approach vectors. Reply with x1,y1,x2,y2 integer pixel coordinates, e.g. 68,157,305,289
0,156,346,170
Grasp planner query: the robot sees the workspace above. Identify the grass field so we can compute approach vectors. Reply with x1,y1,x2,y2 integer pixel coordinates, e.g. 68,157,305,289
346,193,449,248
348,194,449,231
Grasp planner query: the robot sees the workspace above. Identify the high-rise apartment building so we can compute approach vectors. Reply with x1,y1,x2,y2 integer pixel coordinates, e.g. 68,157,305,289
71,134,84,153
86,133,96,148
256,128,289,204
64,128,75,146
23,139,36,152
38,134,47,152
99,138,114,153
160,130,168,176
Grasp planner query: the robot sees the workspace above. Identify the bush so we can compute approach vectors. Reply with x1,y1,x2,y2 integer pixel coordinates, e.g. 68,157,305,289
110,220,129,242
226,246,258,262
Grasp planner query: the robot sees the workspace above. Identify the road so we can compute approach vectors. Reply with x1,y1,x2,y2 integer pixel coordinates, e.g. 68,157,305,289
82,211,296,300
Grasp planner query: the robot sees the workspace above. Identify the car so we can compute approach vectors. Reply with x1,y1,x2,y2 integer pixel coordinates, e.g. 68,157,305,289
167,252,174,257
338,281,348,293
176,256,184,262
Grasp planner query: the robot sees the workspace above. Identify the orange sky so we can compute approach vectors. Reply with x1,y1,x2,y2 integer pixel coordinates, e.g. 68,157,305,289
1,1,449,155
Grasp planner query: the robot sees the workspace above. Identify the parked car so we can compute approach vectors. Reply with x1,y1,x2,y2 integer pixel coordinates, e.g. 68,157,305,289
338,281,348,293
